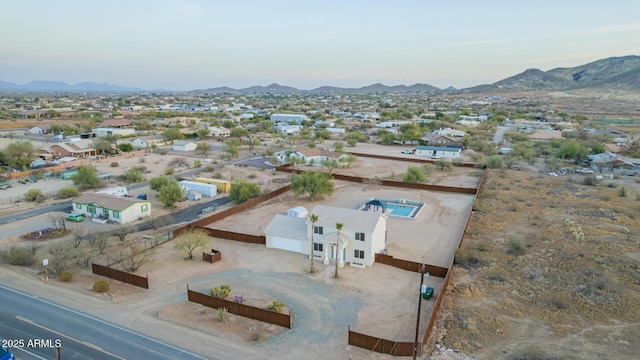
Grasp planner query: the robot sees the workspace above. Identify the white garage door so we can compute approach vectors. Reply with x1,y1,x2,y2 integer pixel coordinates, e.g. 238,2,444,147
271,236,303,253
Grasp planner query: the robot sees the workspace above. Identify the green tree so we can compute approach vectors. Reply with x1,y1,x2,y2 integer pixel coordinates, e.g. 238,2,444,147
149,176,171,191
174,229,209,260
196,128,210,139
124,168,145,183
555,140,588,162
378,129,396,145
196,142,211,157
5,141,35,169
334,141,345,153
245,137,261,152
321,158,339,174
486,155,503,169
162,128,184,144
309,213,318,274
118,143,134,152
71,165,102,189
93,138,114,154
230,128,249,138
403,166,425,183
157,179,184,207
229,179,261,204
291,171,335,201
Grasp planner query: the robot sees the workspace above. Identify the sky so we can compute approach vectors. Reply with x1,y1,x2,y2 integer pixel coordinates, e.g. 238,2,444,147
1,0,639,91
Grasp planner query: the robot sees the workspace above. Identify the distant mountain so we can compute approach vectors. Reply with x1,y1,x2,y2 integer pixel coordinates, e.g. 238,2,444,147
195,82,441,94
0,81,143,92
468,55,640,92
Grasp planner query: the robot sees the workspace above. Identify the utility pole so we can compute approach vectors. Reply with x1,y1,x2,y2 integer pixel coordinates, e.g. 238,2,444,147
413,265,426,360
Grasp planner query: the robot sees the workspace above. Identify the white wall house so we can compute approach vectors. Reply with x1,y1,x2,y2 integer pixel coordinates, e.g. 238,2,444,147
209,126,230,137
92,127,135,138
71,194,151,224
130,135,168,148
415,145,461,159
283,146,346,166
28,125,52,135
172,140,197,152
270,113,308,124
264,205,388,268
274,124,302,134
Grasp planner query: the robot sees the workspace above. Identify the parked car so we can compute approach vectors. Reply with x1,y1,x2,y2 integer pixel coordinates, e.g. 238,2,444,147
401,149,413,154
137,193,148,200
0,347,15,360
0,183,12,190
66,213,84,222
576,168,594,174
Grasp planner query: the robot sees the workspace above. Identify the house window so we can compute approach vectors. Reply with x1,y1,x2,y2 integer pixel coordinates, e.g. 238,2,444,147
313,243,323,252
314,226,323,235
113,211,120,219
103,208,109,217
141,204,148,212
354,249,365,259
75,203,82,209
355,232,365,241
87,205,96,214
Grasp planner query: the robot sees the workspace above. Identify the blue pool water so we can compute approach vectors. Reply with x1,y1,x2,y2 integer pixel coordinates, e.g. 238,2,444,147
386,203,416,217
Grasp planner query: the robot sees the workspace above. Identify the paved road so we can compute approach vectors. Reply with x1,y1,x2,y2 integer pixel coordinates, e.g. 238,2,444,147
0,201,71,225
0,285,210,360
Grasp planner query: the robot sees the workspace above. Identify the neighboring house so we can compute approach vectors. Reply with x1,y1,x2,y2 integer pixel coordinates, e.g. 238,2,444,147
434,127,466,138
173,140,197,152
270,113,308,124
587,152,635,173
71,194,151,224
42,141,98,158
275,124,302,134
421,133,458,146
97,119,133,128
287,146,346,165
264,204,388,267
604,143,626,154
130,135,169,149
415,145,461,159
92,127,135,138
209,126,231,137
164,117,200,126
27,125,53,135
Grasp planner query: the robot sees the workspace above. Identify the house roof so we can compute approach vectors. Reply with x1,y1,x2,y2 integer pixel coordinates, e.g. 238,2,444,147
295,146,343,159
604,143,624,153
173,140,195,146
310,204,385,233
529,130,563,140
73,194,147,211
31,124,52,131
263,214,308,239
98,119,132,127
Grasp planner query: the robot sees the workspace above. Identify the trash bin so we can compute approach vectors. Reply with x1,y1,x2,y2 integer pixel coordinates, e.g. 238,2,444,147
422,287,434,300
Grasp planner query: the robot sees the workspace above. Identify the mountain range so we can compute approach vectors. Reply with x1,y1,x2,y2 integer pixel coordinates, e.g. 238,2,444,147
1,55,638,94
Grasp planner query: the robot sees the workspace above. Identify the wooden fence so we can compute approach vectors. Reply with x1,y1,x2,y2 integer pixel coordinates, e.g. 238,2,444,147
91,263,149,289
347,151,479,168
201,229,266,244
348,326,416,357
187,288,291,328
374,253,448,278
276,165,477,194
202,249,222,263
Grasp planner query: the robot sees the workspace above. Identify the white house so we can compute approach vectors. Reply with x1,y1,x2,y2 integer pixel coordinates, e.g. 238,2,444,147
434,127,466,138
284,146,346,166
415,145,461,159
274,124,302,135
27,125,53,135
92,127,135,138
71,194,151,224
173,140,197,152
209,126,230,137
270,113,308,124
130,135,169,148
264,205,388,268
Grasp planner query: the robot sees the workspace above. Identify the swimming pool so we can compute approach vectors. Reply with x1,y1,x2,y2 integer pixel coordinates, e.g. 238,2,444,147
360,197,425,220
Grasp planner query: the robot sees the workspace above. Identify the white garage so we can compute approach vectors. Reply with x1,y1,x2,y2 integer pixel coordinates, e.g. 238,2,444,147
264,214,309,255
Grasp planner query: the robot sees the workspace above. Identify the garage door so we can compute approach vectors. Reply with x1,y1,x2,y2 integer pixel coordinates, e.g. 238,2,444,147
271,236,303,253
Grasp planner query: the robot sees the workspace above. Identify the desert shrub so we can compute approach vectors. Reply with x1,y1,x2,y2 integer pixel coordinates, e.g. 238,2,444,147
583,176,596,185
57,270,73,282
92,280,109,292
110,161,119,167
454,248,485,269
57,187,79,198
617,186,627,197
25,188,43,202
205,165,215,172
164,166,174,175
2,245,36,266
216,307,228,322
267,300,285,312
506,234,526,256
138,157,145,163
194,159,202,168
486,155,503,169
210,284,231,299
510,344,549,360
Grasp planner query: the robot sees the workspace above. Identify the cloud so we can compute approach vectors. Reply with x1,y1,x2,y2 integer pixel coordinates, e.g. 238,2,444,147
576,23,640,35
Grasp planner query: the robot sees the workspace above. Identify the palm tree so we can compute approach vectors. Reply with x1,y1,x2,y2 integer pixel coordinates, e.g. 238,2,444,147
334,222,343,278
309,214,318,274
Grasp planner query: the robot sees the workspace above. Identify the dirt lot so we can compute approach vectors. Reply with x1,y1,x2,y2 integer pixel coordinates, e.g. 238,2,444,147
0,146,479,359
430,167,640,360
